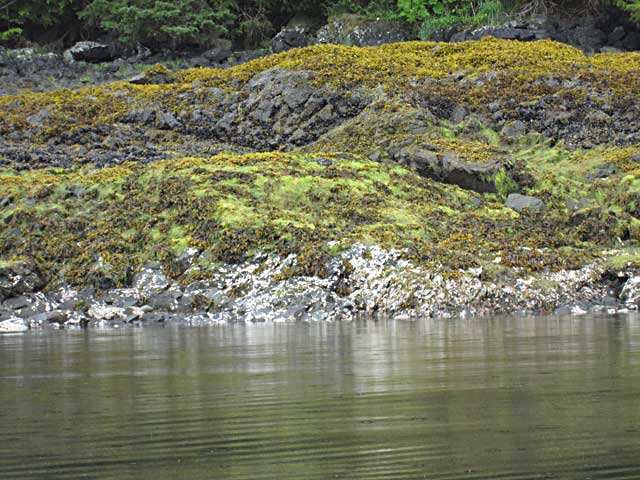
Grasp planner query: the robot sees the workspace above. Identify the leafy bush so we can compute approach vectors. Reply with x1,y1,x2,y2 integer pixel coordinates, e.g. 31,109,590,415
616,0,640,22
418,0,508,39
0,0,81,46
79,0,237,48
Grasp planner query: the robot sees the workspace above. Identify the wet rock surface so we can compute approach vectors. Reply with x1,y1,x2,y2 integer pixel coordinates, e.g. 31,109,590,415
0,247,634,331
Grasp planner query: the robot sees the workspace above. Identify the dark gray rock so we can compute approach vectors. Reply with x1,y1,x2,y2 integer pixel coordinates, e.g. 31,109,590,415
316,14,409,47
156,111,182,130
623,31,640,51
272,28,310,53
505,193,545,213
396,146,505,193
608,26,626,45
26,109,50,127
0,261,44,302
202,47,232,64
64,41,114,64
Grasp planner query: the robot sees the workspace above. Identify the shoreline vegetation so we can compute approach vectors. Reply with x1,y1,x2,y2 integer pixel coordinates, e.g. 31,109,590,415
2,1,640,52
2,11,640,328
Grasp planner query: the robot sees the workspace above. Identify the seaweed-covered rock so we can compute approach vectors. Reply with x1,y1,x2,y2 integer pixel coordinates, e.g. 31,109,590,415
396,146,505,193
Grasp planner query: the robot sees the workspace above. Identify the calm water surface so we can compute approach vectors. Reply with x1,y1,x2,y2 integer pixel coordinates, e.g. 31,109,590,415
1,315,640,479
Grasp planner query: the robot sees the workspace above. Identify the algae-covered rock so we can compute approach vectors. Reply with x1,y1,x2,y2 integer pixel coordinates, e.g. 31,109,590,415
1,39,640,320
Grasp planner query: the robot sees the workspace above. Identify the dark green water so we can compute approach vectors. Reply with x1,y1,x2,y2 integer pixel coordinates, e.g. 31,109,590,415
1,315,640,480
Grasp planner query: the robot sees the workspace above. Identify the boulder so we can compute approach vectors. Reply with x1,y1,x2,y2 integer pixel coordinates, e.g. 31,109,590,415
202,46,232,64
505,193,545,213
128,64,173,85
132,265,170,298
0,317,28,333
64,41,114,64
396,146,505,193
0,261,44,302
317,14,409,47
623,31,640,51
272,28,310,53
620,276,640,305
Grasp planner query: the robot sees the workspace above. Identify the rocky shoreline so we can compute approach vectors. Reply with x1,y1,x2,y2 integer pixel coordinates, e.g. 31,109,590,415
2,23,640,329
2,246,640,332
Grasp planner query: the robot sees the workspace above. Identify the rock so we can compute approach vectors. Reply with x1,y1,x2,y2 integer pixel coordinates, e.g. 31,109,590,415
132,265,170,297
0,317,28,333
26,109,50,127
128,66,173,85
623,31,640,51
620,276,640,305
272,28,310,53
0,261,44,302
608,26,626,45
501,120,527,143
202,47,232,64
566,23,607,52
156,111,182,130
64,41,114,64
505,193,545,213
316,14,409,47
600,46,623,54
396,146,505,193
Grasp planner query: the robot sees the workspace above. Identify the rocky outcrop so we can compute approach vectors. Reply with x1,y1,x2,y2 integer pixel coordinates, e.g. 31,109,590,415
396,146,506,193
317,14,409,46
2,39,640,325
505,193,545,213
0,261,44,302
63,41,114,64
441,14,640,53
272,28,311,53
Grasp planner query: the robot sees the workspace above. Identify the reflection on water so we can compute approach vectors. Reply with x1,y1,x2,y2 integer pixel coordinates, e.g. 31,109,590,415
1,315,640,479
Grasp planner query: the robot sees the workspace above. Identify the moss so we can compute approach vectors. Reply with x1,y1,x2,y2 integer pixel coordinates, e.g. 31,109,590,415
494,168,519,200
0,150,611,288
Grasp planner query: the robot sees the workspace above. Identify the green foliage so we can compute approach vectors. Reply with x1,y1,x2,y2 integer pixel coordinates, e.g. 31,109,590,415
418,0,507,39
80,0,237,48
495,168,519,200
398,0,429,21
0,27,22,46
0,0,80,45
617,0,640,22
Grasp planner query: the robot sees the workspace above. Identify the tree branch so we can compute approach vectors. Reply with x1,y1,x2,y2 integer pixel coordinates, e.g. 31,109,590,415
0,0,18,11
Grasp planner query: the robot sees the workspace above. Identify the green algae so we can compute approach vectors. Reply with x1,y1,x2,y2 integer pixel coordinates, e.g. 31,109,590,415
0,150,612,288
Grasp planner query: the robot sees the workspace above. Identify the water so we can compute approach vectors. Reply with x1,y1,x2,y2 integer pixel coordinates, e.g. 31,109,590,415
1,315,640,480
